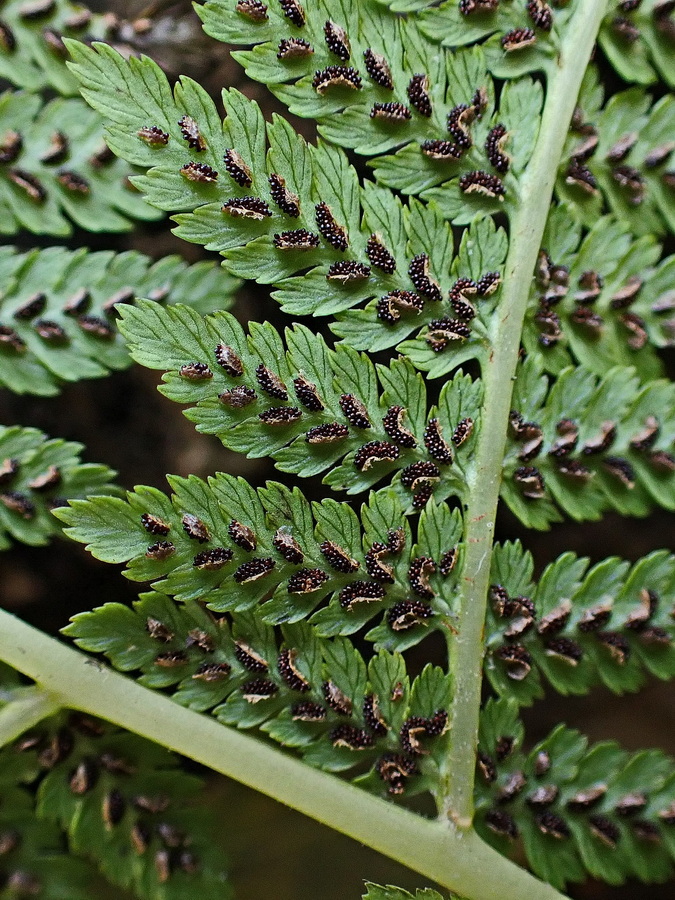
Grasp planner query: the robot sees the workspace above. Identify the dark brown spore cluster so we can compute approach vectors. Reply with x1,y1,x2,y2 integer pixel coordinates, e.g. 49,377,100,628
221,196,272,219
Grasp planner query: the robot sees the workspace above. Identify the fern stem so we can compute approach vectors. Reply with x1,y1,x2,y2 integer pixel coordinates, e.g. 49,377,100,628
0,608,572,900
441,0,610,827
0,685,60,748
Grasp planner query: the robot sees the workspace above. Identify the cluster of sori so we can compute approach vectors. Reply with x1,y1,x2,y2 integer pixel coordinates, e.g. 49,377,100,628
0,0,93,58
608,0,675,45
140,116,334,248
459,0,553,35
563,103,675,209
235,0,443,123
141,111,501,320
175,331,478,504
329,253,502,351
233,0,534,203
406,271,501,353
0,116,114,205
507,382,674,504
0,0,162,51
135,91,509,343
477,721,675,856
10,713,209,885
140,499,460,633
419,88,512,202
488,578,670,684
0,455,65,518
0,284,147,356
532,244,663,352
143,602,450,795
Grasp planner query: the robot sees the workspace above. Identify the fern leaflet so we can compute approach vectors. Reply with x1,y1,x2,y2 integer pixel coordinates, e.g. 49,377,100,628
118,301,480,500
65,40,518,374
0,425,116,549
524,205,674,379
0,248,239,395
598,0,675,88
56,475,463,649
63,590,451,795
0,0,114,95
0,89,160,235
476,698,675,890
556,67,674,237
363,886,449,899
0,698,230,899
505,357,675,528
486,542,675,704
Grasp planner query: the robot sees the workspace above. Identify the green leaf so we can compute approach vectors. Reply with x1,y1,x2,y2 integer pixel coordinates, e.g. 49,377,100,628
68,38,513,361
524,206,674,379
116,301,480,505
59,472,464,651
34,720,230,899
199,0,447,161
0,785,104,899
555,78,675,237
485,543,675,703
0,0,115,95
0,246,238,395
198,0,550,218
503,359,675,529
0,425,117,550
0,706,230,900
363,884,448,900
393,0,577,78
0,89,159,235
598,0,675,88
64,591,446,796
335,215,507,376
476,698,675,889
409,664,451,719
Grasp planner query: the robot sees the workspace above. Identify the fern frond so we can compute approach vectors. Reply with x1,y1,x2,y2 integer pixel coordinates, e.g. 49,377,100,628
365,56,543,215
118,302,481,499
599,0,675,88
56,475,463,647
196,0,543,204
67,39,372,248
65,40,514,358
0,710,230,899
475,698,675,890
485,541,675,704
197,0,448,157
0,425,117,550
375,0,574,81
503,357,675,529
0,89,160,235
555,68,674,237
524,205,674,379
0,248,239,396
64,591,451,796
0,0,114,95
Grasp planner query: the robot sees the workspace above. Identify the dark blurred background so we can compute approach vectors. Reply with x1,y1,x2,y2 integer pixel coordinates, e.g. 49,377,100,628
0,2,674,898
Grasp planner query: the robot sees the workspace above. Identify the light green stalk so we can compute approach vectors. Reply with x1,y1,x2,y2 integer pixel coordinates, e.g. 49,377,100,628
441,0,610,826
